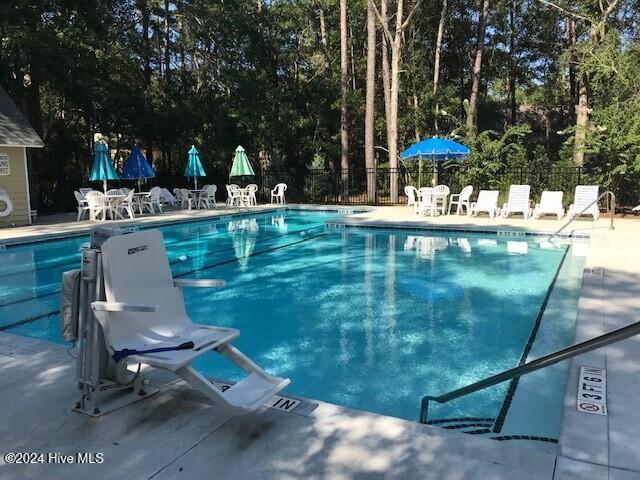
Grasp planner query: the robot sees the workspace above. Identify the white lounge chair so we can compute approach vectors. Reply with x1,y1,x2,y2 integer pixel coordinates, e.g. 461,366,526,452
502,185,531,219
91,229,290,415
469,190,500,218
568,185,600,221
533,191,565,220
160,188,178,206
404,186,419,214
448,185,473,215
271,183,287,204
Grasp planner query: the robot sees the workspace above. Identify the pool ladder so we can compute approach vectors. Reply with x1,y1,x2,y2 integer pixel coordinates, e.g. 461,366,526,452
550,190,616,239
419,318,640,424
420,190,620,425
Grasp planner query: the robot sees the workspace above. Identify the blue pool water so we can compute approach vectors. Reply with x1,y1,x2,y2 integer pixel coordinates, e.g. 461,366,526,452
0,209,585,440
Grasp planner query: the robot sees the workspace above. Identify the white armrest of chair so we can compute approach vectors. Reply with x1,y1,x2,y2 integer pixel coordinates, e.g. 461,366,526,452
91,301,157,313
173,278,225,288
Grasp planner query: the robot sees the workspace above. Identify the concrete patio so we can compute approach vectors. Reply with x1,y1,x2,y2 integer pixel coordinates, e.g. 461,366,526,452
1,206,640,479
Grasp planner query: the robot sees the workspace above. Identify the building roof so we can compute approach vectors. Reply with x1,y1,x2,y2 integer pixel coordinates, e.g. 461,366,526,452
0,84,44,148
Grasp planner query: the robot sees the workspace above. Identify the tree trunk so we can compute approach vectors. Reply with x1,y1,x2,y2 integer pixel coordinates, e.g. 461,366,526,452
573,73,589,166
380,0,392,146
364,0,377,203
164,0,171,78
467,0,490,133
566,18,577,120
319,5,328,47
433,0,447,132
340,0,349,200
507,0,516,125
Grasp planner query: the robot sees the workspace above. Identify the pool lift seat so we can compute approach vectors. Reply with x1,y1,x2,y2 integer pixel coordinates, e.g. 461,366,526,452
69,226,289,416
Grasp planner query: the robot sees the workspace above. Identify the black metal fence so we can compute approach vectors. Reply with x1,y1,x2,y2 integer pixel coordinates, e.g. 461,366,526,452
34,163,606,214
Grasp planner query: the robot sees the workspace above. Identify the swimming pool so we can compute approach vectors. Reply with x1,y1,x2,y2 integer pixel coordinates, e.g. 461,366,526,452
0,209,585,442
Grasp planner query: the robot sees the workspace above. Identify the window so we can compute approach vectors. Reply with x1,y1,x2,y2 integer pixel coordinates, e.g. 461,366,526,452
0,154,9,176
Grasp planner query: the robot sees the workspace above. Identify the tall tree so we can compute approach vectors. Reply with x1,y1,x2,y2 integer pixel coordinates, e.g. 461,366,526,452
364,0,377,202
371,0,423,202
467,0,491,133
433,0,447,132
340,0,349,199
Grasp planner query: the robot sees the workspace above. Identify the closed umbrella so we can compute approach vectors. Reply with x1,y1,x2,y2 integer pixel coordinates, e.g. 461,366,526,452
400,136,470,186
89,141,119,193
184,145,206,190
122,146,155,191
229,145,255,180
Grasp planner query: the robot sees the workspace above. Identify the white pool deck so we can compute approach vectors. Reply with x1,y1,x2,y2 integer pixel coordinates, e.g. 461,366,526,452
1,205,640,479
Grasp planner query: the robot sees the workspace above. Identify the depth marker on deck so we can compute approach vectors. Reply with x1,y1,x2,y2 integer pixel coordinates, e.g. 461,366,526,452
577,366,607,416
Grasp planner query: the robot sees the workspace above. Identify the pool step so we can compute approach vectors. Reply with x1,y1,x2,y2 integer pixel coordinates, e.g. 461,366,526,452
427,417,496,436
428,417,559,444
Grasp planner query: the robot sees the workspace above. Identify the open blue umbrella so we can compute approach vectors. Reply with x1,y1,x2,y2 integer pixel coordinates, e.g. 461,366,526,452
184,145,206,190
89,141,119,192
122,145,155,191
400,136,470,186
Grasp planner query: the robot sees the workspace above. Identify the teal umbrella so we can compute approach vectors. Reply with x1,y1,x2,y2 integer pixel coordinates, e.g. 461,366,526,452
229,145,255,178
89,141,119,192
184,145,206,190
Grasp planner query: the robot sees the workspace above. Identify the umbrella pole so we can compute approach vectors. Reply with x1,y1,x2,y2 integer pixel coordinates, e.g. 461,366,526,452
194,177,198,191
138,178,142,192
419,159,422,188
103,179,107,193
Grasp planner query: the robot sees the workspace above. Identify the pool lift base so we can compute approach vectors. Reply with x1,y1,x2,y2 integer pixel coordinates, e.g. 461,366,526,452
66,226,159,417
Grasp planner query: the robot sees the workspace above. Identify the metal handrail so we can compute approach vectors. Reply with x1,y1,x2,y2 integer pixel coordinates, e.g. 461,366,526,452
420,319,640,424
551,190,615,238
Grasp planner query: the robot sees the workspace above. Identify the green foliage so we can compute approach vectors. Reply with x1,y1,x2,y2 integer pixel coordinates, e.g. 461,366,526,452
0,0,639,210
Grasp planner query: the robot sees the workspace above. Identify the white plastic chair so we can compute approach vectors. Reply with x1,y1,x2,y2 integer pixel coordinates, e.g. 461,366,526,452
91,229,290,414
270,183,287,204
74,191,90,221
502,185,531,219
141,187,163,214
448,186,473,215
568,185,600,221
79,188,93,197
533,191,565,220
432,185,450,215
118,189,136,220
226,185,242,206
179,188,195,210
416,187,434,216
469,190,500,218
198,185,218,209
85,191,107,221
404,186,419,214
243,184,258,206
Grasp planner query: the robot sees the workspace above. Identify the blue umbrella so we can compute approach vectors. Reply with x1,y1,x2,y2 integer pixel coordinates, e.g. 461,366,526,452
400,136,470,186
89,141,119,192
122,146,155,191
184,145,206,190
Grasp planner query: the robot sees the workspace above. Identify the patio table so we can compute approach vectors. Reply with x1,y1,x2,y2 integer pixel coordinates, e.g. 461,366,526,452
104,194,126,220
418,191,449,217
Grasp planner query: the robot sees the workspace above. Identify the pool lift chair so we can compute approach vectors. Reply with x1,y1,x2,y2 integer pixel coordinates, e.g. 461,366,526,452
62,226,289,416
